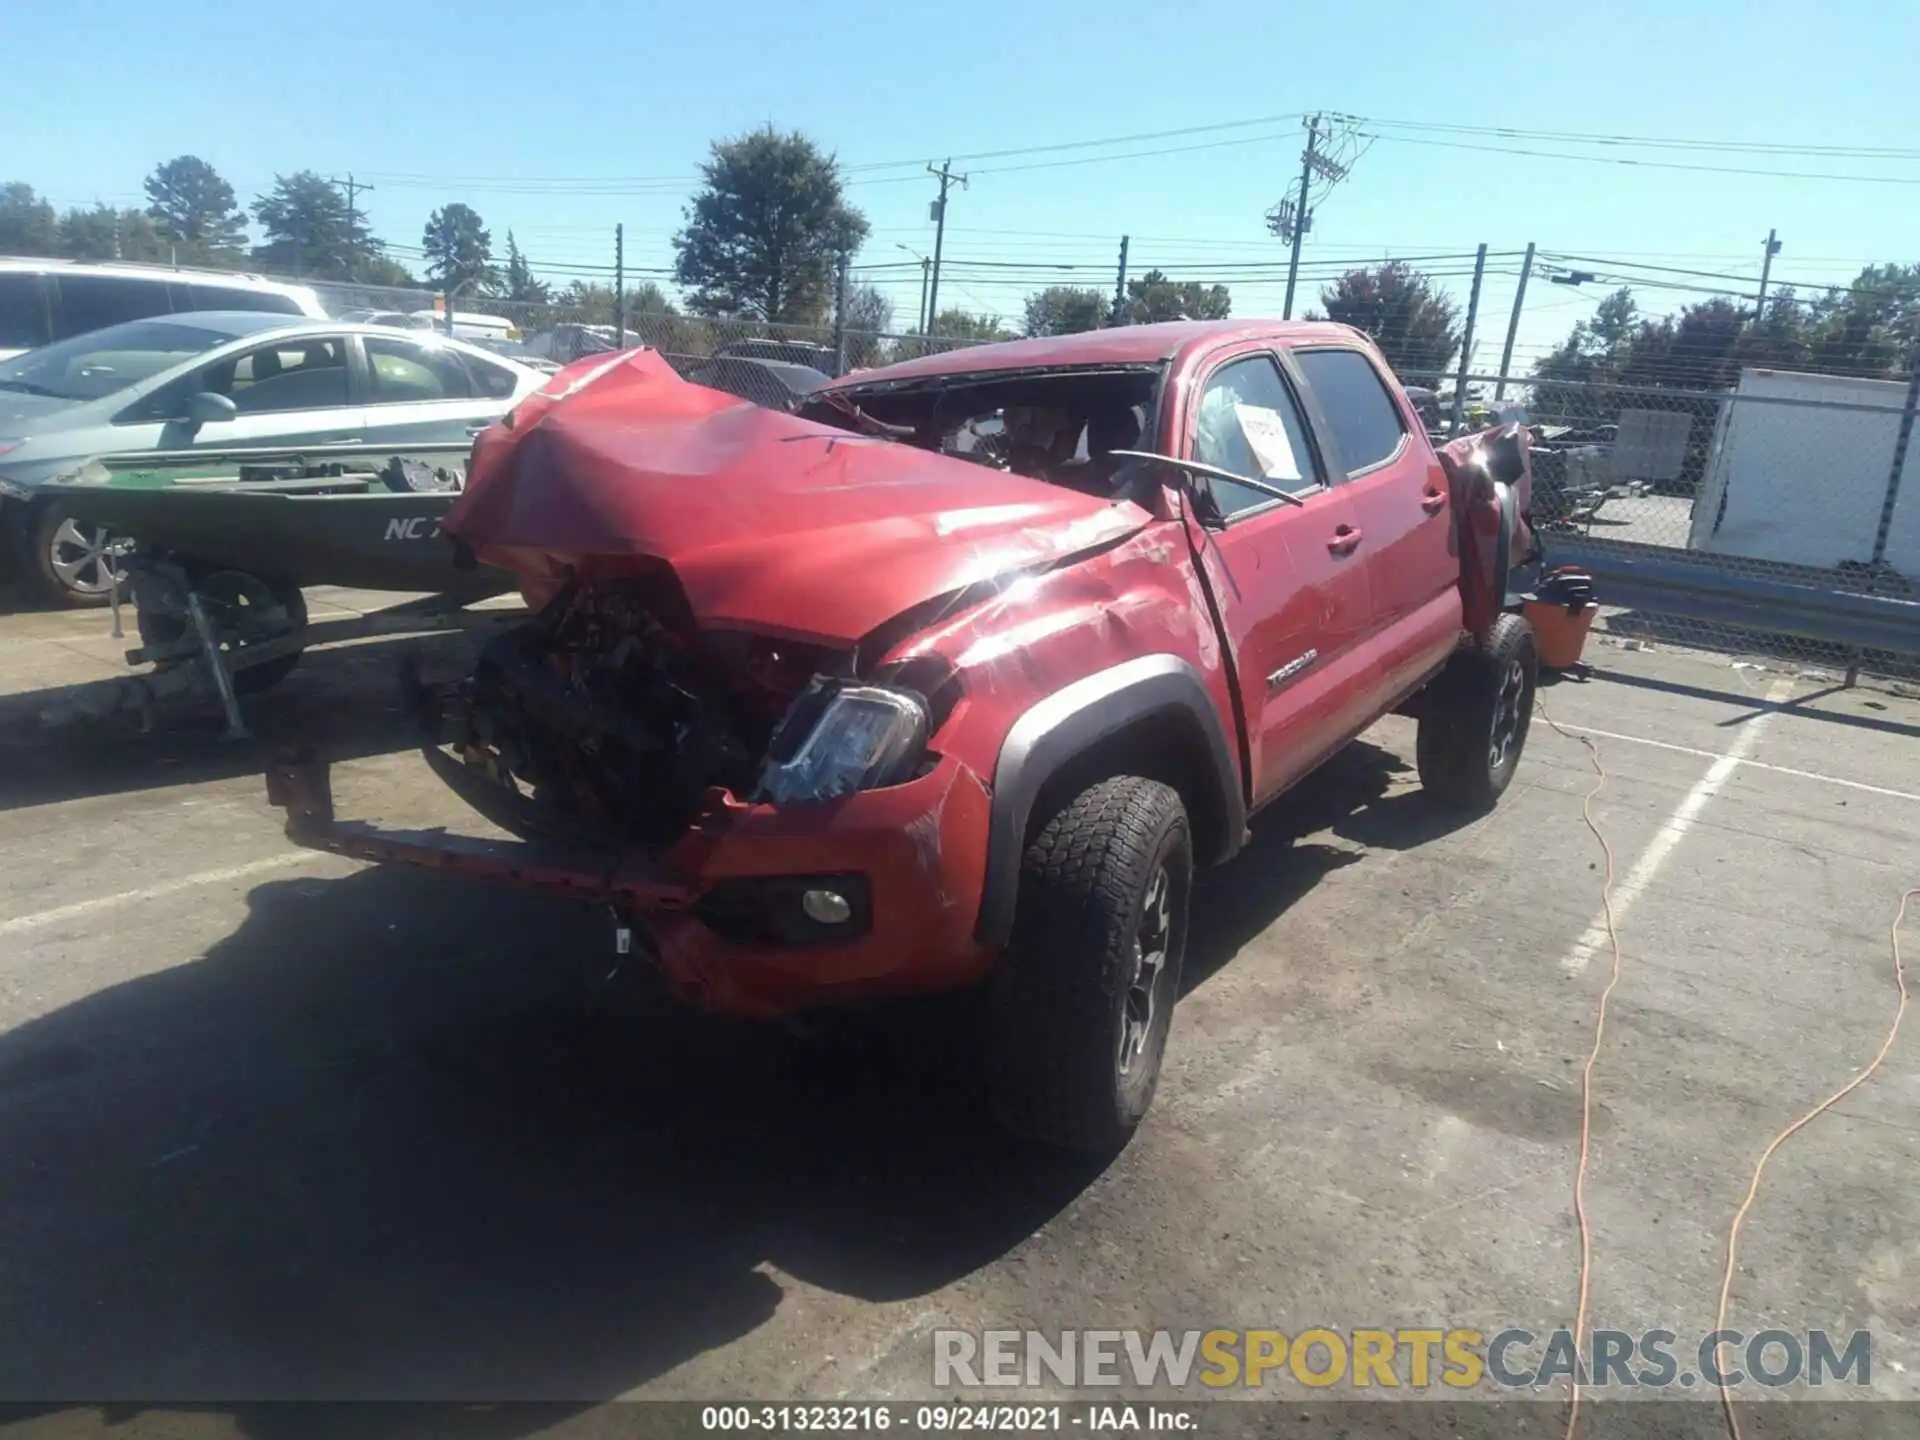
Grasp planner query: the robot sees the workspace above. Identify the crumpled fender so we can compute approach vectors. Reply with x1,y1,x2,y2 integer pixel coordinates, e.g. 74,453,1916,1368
1439,423,1534,643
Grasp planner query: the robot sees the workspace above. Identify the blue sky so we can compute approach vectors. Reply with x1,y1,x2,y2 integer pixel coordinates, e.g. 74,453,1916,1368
12,0,1920,366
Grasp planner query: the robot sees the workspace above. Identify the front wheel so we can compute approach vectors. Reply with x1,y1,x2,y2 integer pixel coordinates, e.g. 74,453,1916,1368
26,503,126,608
988,775,1191,1153
1417,612,1538,811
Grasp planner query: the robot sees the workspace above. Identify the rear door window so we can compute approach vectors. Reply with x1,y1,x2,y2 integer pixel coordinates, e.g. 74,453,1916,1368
466,356,520,399
50,274,175,341
365,337,474,402
0,274,51,351
1295,348,1408,474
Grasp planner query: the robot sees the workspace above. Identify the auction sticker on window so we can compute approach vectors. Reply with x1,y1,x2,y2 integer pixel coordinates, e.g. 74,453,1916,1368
1232,404,1302,481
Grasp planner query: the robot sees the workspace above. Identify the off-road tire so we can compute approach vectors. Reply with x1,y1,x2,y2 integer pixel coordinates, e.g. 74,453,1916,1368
988,775,1191,1153
1417,612,1537,811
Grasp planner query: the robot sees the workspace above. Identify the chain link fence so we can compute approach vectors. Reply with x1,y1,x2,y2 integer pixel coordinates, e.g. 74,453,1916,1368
1397,367,1920,683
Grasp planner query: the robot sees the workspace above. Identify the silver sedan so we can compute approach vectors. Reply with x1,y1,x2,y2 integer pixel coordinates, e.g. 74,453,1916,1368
0,312,545,605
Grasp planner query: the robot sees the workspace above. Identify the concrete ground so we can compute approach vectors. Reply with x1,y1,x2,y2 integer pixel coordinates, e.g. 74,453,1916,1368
0,588,1916,1433
1583,492,1695,548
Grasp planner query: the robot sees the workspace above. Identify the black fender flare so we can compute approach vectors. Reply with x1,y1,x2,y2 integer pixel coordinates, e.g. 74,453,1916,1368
974,653,1246,948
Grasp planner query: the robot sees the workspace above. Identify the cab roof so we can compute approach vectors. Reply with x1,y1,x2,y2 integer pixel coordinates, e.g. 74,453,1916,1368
828,318,1372,389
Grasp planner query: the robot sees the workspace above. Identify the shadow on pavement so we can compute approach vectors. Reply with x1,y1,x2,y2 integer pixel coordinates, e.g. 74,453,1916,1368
1182,738,1476,993
1589,664,1920,739
1600,610,1920,688
0,861,1098,1416
0,631,483,809
0,732,1478,1433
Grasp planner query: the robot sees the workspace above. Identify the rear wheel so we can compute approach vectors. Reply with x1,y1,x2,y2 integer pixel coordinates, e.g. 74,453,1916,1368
1417,613,1537,811
137,570,308,694
988,775,1191,1153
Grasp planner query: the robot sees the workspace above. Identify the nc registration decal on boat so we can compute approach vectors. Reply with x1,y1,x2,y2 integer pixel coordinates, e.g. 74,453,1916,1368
383,516,444,541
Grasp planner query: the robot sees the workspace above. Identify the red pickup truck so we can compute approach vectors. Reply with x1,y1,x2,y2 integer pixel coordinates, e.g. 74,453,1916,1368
268,319,1537,1152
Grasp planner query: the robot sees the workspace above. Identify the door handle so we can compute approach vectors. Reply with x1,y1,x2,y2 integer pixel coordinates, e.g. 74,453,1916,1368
1327,525,1364,556
465,425,490,437
1421,488,1448,515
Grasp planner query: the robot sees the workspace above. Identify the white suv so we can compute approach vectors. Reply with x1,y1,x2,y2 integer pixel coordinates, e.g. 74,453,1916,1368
0,259,326,361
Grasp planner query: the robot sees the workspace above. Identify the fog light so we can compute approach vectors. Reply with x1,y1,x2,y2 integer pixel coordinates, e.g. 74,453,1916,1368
801,888,853,925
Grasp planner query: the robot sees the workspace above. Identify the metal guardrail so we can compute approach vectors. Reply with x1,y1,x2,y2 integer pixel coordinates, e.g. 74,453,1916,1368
1543,532,1920,664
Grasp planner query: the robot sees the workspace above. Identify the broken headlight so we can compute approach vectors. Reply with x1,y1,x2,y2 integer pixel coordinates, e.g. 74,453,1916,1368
755,678,929,805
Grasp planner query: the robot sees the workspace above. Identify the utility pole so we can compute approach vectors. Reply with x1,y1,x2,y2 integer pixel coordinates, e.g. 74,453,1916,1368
334,175,373,282
917,256,931,333
1282,114,1322,320
1754,228,1781,323
924,159,967,337
1268,113,1354,315
1111,235,1130,324
614,223,626,346
1494,242,1536,401
833,251,852,375
1448,244,1489,437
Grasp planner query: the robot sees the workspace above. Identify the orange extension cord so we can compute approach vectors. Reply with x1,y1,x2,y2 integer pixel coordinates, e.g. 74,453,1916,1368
1534,706,1620,1440
1536,702,1913,1440
1709,886,1911,1440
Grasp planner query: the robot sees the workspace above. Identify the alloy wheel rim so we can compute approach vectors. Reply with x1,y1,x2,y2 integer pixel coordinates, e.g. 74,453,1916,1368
1489,658,1527,772
1119,865,1173,1076
49,518,125,596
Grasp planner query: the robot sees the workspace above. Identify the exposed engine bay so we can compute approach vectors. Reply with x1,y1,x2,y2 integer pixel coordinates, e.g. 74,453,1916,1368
441,575,839,846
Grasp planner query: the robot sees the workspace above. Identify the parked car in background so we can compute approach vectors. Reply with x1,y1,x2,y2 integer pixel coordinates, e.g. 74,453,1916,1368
682,354,830,408
409,310,522,344
0,258,326,361
334,308,436,330
0,314,546,604
465,336,563,374
713,336,840,375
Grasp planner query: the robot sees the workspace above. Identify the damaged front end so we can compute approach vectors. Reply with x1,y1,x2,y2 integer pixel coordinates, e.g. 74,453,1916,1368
269,566,994,1016
423,569,848,849
403,566,956,854
264,345,1164,1013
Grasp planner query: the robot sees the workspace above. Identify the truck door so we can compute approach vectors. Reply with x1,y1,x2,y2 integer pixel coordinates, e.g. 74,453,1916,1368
1180,349,1373,808
1291,346,1462,705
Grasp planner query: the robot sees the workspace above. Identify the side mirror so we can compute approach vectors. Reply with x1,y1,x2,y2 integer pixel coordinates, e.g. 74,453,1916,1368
186,391,238,425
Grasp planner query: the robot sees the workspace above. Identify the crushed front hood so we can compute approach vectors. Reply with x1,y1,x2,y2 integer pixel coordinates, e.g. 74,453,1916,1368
447,349,1151,647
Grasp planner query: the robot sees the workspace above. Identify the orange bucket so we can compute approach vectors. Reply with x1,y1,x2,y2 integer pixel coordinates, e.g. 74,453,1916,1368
1525,600,1598,670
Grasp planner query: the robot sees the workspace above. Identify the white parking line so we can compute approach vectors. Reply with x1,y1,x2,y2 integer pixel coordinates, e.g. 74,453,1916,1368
1551,722,1920,804
1559,676,1799,973
0,853,315,937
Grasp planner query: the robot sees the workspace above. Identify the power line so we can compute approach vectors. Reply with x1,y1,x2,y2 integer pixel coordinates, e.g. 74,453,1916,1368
1542,251,1920,299
965,128,1305,177
876,112,1307,170
1357,131,1920,186
344,106,1920,196
1353,115,1920,161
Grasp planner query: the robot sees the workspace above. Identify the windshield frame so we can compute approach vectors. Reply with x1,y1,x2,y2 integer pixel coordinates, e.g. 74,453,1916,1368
798,361,1170,474
0,318,239,404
